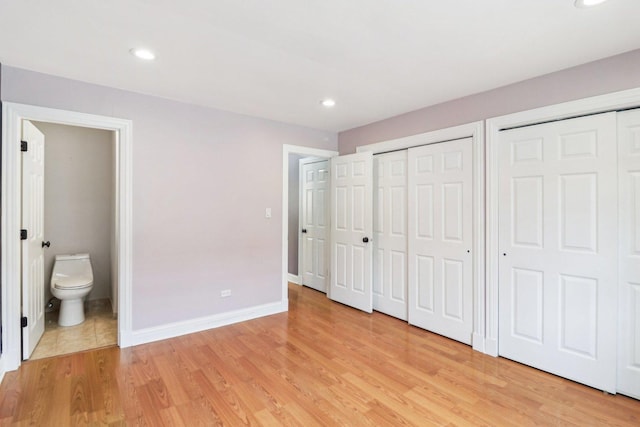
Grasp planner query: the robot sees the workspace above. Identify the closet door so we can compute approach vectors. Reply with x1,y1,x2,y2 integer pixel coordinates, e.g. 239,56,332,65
300,159,329,292
408,138,473,344
617,109,640,399
498,113,617,392
373,151,408,320
330,152,373,312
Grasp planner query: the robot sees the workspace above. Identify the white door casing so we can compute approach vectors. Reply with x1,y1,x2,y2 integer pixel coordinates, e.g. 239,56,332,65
617,109,640,399
300,159,329,292
498,112,618,393
21,120,46,359
330,151,373,312
2,103,133,378
373,151,408,320
407,138,474,344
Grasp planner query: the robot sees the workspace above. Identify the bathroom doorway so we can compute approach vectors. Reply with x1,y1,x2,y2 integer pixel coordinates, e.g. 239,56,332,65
282,144,337,299
1,102,133,375
27,121,118,360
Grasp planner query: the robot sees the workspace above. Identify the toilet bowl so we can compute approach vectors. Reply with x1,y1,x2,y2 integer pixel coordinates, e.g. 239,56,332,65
50,253,94,326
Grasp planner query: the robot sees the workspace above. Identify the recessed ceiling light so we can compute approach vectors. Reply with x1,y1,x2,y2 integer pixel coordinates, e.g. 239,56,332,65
129,48,155,60
321,99,336,108
575,0,610,8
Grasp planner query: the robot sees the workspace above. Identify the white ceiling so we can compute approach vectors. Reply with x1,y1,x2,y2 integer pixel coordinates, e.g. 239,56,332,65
1,0,639,132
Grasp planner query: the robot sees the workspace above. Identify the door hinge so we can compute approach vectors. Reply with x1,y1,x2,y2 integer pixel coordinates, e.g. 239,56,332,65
20,229,28,240
21,140,28,152
21,316,28,328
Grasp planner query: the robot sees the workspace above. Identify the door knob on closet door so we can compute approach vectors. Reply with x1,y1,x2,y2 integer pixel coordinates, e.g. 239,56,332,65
42,241,51,248
362,237,369,243
301,229,307,233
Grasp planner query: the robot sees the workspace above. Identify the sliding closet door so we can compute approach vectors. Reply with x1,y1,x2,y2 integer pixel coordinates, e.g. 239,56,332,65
498,112,617,393
407,138,473,344
617,109,640,399
373,151,408,320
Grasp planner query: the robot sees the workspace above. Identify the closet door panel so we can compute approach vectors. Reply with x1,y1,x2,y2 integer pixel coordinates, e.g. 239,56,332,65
408,138,473,344
372,151,408,320
617,109,640,399
498,113,617,393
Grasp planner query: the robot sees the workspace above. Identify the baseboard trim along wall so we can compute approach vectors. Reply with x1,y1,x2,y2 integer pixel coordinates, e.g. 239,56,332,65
485,338,498,357
121,300,288,347
472,333,486,353
287,273,300,284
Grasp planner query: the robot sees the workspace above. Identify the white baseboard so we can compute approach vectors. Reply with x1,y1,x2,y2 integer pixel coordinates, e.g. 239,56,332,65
485,338,499,357
122,300,288,347
287,274,300,284
472,333,485,353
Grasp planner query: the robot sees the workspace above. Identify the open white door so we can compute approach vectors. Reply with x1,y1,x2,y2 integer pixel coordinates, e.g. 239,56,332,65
300,159,329,292
617,109,640,399
21,120,46,359
330,151,373,312
498,112,617,393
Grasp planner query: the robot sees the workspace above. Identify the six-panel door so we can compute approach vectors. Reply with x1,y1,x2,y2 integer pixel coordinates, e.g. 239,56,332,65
617,109,640,399
301,159,329,292
407,138,473,344
330,152,373,312
498,112,618,392
21,120,46,359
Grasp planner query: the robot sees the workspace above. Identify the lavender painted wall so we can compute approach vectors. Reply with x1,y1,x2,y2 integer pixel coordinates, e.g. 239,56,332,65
339,49,640,153
1,65,338,330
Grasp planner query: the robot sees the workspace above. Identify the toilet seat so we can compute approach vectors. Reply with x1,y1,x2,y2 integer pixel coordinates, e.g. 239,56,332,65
53,278,92,290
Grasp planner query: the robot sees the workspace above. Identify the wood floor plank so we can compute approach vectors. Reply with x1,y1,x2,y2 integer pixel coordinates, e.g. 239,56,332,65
0,283,638,426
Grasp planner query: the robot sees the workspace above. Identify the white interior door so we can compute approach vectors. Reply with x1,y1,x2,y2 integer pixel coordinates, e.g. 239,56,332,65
300,159,329,292
373,151,408,320
617,109,640,399
407,138,473,344
498,112,618,393
330,151,373,312
21,120,46,359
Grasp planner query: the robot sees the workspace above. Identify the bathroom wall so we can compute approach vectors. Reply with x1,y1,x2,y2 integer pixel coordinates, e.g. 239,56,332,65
287,153,304,277
34,121,114,304
339,48,640,153
1,65,338,331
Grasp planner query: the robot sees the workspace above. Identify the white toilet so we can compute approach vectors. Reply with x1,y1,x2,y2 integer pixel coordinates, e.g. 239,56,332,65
50,253,94,326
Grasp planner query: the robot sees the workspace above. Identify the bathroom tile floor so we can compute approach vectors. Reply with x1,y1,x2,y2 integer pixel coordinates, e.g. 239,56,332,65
30,299,117,360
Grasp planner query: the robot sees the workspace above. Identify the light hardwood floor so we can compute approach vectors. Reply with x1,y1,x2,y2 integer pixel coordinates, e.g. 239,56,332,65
0,283,638,426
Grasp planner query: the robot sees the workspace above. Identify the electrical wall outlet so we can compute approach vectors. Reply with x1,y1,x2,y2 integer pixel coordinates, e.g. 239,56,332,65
220,289,231,298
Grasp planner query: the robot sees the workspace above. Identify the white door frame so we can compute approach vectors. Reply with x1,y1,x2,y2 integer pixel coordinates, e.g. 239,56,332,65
1,102,133,378
357,121,486,352
485,87,640,357
282,145,338,302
